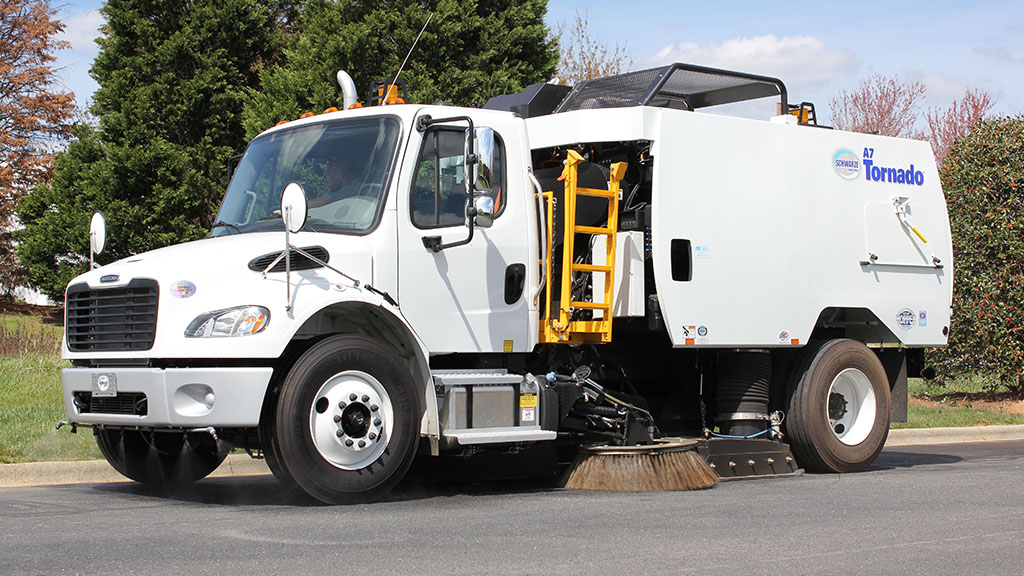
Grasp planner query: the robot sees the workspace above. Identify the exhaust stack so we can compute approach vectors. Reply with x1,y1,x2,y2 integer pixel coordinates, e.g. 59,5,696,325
336,70,358,109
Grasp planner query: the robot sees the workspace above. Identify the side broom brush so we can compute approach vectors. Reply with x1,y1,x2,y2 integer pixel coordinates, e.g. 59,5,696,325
561,439,718,492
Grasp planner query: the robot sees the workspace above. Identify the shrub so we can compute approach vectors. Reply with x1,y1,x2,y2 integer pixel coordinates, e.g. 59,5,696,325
932,116,1024,395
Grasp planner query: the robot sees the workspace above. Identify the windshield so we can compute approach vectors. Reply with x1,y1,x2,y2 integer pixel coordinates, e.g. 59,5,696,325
212,116,402,236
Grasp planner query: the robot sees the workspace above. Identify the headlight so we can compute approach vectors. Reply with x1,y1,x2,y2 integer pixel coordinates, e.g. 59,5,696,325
185,306,270,338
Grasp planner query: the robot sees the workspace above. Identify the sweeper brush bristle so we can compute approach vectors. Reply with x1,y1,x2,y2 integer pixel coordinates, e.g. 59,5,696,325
561,441,718,492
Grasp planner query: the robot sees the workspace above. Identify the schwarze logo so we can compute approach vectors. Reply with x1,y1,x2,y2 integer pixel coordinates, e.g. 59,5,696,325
896,308,916,330
833,149,860,179
862,147,924,186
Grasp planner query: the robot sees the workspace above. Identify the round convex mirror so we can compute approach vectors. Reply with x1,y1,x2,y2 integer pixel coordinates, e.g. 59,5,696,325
89,212,106,255
281,182,308,233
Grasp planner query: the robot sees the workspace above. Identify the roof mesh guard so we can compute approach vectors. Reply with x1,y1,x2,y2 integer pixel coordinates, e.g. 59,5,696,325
555,63,788,114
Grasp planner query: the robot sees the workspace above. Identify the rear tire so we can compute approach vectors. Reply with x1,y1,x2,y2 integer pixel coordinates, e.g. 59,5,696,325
95,428,227,487
784,339,890,473
275,335,419,504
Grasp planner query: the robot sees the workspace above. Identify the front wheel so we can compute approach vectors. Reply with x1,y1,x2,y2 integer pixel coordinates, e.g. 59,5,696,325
95,428,227,487
784,339,891,473
275,335,419,504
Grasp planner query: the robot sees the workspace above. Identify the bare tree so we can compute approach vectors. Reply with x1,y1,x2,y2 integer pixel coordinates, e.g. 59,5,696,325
555,10,632,86
0,0,74,294
829,74,925,138
925,89,996,165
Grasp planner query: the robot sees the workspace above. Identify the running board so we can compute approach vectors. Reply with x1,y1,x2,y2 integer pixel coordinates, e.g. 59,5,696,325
443,427,557,446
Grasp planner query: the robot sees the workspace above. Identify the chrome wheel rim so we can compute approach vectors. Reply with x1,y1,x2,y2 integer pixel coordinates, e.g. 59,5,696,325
309,370,394,470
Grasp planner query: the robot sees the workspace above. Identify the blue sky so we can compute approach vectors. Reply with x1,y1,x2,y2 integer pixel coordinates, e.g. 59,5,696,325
55,0,1024,125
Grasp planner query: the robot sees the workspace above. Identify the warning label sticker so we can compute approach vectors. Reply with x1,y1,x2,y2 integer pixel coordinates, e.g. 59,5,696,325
520,394,538,408
521,407,536,422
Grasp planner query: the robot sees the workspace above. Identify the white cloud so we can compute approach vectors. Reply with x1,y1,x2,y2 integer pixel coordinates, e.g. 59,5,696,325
908,72,970,104
647,35,857,90
58,9,104,55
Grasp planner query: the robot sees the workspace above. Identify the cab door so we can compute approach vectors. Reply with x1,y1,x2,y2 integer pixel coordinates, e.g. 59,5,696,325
396,112,534,354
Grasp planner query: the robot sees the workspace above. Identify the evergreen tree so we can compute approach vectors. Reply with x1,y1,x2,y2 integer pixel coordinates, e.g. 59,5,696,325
243,0,559,137
17,0,286,299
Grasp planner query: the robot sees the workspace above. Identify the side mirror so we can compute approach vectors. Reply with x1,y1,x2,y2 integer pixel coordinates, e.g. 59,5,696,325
473,196,494,228
281,182,308,233
472,127,495,193
89,212,106,256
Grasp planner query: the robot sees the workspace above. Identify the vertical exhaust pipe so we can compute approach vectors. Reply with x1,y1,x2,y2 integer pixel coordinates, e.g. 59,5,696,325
336,70,358,110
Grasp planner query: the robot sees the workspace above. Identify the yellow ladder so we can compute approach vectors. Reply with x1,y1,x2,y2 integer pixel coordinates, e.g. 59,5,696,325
540,150,626,344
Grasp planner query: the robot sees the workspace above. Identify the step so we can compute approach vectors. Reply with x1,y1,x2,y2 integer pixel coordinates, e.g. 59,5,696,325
443,426,556,445
575,187,617,199
573,225,613,236
571,263,612,273
431,370,523,388
569,301,610,310
568,320,612,332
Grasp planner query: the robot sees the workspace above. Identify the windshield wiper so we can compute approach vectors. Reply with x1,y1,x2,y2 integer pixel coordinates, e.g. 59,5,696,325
211,220,241,234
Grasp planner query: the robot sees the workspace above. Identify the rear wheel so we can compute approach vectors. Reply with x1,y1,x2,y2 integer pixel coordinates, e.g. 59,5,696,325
784,339,891,472
95,428,227,487
275,335,419,504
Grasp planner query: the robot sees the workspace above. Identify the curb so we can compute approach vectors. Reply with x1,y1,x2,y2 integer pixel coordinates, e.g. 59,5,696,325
885,424,1024,446
0,453,270,488
3,426,1024,488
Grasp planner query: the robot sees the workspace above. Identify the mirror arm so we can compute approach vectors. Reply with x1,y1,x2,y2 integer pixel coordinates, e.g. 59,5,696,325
418,114,482,253
422,205,476,253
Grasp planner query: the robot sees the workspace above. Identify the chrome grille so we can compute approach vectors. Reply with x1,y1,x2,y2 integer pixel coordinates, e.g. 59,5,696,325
66,279,159,352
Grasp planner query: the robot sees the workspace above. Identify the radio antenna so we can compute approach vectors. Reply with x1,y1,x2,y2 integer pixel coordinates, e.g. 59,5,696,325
386,11,433,105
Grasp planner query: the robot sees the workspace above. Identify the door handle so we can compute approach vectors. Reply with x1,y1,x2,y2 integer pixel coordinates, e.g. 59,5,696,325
505,263,526,305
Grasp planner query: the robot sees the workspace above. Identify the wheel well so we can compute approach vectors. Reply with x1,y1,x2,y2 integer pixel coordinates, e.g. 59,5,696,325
811,307,900,345
259,302,431,438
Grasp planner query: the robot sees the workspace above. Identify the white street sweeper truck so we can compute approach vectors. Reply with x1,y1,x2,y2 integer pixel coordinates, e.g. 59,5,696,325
58,63,952,502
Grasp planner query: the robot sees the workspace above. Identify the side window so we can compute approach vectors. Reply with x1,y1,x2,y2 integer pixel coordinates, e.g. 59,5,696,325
412,129,505,228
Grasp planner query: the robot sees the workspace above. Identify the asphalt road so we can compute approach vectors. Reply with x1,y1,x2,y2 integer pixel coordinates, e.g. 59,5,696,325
1,440,1022,575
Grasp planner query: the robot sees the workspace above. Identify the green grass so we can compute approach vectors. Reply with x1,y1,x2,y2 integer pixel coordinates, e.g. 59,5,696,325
0,352,102,463
0,311,102,462
893,404,1024,429
891,377,1024,429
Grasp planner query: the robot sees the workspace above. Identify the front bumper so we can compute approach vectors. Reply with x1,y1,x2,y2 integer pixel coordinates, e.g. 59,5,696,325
62,367,274,427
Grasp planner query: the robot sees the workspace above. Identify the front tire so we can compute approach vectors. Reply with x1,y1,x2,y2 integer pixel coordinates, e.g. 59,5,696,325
95,428,227,487
784,339,891,473
275,335,419,504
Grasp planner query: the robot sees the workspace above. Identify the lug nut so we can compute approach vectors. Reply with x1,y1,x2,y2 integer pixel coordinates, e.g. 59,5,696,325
345,439,354,447
334,415,342,423
767,458,775,465
728,461,736,468
339,401,347,409
374,418,382,426
358,440,366,448
748,459,756,467
349,393,357,401
371,405,379,412
336,430,343,437
369,432,377,440
362,395,370,402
